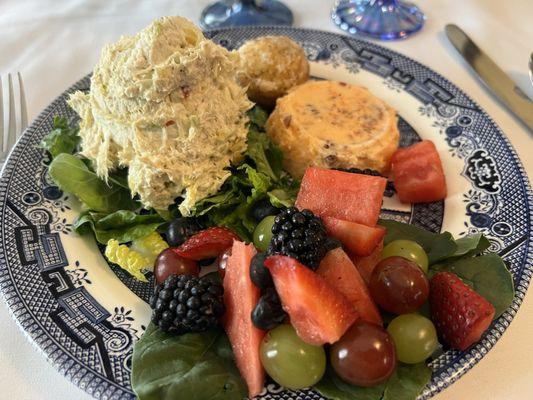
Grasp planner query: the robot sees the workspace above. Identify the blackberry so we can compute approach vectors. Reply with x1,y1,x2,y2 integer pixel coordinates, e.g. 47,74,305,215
252,198,282,222
250,252,273,289
165,217,203,247
251,287,286,330
325,237,342,252
150,274,225,334
336,167,382,177
268,207,328,270
335,167,395,194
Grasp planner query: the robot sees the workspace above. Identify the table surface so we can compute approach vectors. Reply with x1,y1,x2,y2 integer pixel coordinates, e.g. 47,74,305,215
1,0,532,399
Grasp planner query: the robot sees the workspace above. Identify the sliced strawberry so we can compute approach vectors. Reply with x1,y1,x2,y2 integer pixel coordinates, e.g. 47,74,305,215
264,255,358,345
172,227,240,260
317,248,382,325
350,240,384,285
430,272,495,350
322,216,386,256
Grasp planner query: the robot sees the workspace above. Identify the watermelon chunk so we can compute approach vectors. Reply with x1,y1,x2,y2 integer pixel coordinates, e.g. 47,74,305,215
317,248,382,326
322,216,386,256
350,240,384,285
391,140,447,203
265,255,358,345
223,241,265,398
295,167,387,226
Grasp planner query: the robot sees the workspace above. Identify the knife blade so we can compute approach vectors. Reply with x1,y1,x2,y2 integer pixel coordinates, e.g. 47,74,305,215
445,24,533,132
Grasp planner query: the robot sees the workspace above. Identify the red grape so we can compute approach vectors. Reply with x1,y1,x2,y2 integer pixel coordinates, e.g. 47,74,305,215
216,247,232,278
330,321,396,387
154,249,199,284
369,256,429,314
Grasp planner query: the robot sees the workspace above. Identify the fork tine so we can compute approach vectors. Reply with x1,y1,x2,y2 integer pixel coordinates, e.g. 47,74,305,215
17,72,28,133
0,76,4,153
7,73,17,152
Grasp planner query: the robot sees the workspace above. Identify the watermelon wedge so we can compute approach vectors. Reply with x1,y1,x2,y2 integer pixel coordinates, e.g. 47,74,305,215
391,140,447,203
350,240,384,285
322,216,386,256
295,167,386,226
317,248,382,325
223,241,265,398
265,255,358,345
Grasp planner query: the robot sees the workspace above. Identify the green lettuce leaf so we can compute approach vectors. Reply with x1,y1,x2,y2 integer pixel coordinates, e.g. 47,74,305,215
38,116,80,158
74,210,165,244
49,153,137,213
189,118,298,241
430,253,514,317
247,105,269,129
246,127,283,181
131,324,246,400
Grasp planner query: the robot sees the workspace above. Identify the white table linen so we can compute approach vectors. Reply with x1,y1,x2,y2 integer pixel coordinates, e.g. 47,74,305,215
0,0,532,399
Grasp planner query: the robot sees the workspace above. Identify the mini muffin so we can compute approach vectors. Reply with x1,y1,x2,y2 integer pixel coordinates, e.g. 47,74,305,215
238,36,310,108
266,80,399,179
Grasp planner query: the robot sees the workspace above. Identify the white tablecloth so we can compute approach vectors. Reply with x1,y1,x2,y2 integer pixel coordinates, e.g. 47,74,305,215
1,1,532,399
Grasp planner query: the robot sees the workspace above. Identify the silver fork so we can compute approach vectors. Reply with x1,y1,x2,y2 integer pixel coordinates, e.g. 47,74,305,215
1,73,28,169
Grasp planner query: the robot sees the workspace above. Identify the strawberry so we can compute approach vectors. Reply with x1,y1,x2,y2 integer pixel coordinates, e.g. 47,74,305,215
264,255,358,345
430,272,495,350
322,216,386,256
172,227,240,261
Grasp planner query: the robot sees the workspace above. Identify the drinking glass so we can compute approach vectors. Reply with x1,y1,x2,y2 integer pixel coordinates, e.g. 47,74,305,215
331,0,425,40
200,0,293,29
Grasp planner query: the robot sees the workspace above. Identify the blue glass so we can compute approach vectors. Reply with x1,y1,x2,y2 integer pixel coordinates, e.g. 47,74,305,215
331,0,425,40
200,0,293,29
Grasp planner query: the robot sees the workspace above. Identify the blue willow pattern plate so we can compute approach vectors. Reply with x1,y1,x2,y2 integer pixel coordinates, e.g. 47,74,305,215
0,27,531,400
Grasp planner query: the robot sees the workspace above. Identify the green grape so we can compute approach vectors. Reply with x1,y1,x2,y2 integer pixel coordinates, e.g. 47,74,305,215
260,324,326,389
381,240,429,273
253,215,276,252
387,314,439,364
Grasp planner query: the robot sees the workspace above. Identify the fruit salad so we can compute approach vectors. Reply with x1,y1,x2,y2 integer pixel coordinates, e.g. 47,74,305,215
130,166,512,400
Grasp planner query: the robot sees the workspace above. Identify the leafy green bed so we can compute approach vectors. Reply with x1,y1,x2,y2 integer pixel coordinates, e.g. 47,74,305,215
43,107,297,245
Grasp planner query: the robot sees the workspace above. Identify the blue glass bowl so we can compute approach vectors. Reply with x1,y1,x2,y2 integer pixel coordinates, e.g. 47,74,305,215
332,0,425,40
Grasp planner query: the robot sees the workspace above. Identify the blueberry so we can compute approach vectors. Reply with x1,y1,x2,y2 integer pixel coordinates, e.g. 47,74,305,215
166,217,203,247
249,252,273,289
252,199,281,222
251,288,286,330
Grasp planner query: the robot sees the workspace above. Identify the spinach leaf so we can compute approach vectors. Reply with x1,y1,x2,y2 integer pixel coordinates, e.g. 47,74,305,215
39,116,80,158
383,363,431,400
452,233,490,257
430,253,514,317
74,210,165,244
315,362,431,400
379,219,457,265
314,366,386,400
48,153,137,213
131,324,246,400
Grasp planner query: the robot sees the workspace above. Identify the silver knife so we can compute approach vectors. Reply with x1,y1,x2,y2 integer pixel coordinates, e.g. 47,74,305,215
445,24,533,132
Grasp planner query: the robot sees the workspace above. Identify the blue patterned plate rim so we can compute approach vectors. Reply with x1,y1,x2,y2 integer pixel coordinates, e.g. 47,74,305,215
0,25,531,400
